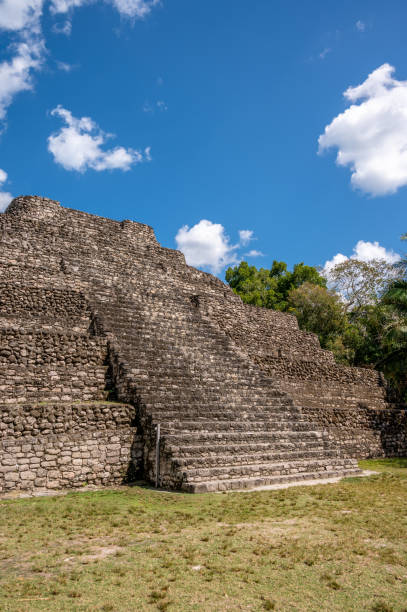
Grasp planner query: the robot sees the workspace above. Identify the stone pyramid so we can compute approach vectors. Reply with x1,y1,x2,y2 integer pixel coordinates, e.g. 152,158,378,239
1,196,405,494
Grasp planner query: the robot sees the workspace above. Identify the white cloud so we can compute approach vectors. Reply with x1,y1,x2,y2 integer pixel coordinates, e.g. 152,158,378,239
356,20,365,32
49,0,87,13
0,1,45,124
351,240,400,263
48,105,149,171
0,169,13,212
0,0,43,32
175,220,239,274
55,59,76,71
175,222,258,274
244,249,264,258
109,0,160,18
324,240,400,275
319,63,407,196
0,35,45,122
323,252,348,275
49,0,160,19
0,0,160,27
238,229,253,245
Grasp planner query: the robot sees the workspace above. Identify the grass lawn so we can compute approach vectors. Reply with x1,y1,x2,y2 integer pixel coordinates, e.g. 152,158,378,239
1,460,407,611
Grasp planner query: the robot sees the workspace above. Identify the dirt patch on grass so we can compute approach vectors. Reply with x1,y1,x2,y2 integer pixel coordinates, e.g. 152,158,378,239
218,517,336,542
64,545,123,564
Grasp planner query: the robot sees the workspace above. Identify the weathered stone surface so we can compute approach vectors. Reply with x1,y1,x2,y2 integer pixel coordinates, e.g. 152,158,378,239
0,195,406,494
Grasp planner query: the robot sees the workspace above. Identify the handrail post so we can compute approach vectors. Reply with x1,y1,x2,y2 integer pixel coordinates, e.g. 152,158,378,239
155,423,160,488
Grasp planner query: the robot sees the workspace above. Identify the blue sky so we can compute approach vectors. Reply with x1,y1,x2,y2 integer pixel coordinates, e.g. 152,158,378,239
0,0,405,277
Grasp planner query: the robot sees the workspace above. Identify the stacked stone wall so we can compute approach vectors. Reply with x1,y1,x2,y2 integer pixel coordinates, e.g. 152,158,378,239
299,405,407,459
0,284,91,331
0,328,108,403
0,402,135,438
0,402,142,493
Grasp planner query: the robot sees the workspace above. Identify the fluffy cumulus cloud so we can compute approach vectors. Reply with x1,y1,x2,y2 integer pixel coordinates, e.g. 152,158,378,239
0,168,13,212
318,63,407,196
0,0,43,32
175,220,239,274
323,239,400,275
175,222,260,274
48,105,149,172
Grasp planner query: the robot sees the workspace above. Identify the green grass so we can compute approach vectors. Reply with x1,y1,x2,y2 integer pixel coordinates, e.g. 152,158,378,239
1,459,407,611
360,457,407,475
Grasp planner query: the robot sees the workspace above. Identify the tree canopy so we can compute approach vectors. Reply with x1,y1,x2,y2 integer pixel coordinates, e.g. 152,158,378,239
225,260,326,311
326,258,399,311
287,282,347,351
225,234,407,401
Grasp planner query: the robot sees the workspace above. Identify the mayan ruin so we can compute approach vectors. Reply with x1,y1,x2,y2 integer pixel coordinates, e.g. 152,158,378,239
0,194,405,496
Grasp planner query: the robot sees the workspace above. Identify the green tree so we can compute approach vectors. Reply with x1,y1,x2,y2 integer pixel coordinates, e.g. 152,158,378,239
287,281,358,363
377,279,407,400
338,234,407,400
394,233,407,280
225,261,278,308
225,260,326,311
343,304,395,366
287,282,347,348
326,258,399,312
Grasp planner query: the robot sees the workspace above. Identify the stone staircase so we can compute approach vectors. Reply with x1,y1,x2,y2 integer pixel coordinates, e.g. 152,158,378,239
91,288,361,491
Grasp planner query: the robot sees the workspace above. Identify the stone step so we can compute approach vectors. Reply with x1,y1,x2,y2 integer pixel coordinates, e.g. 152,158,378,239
160,420,327,434
131,369,274,386
167,438,337,457
149,412,302,424
172,447,346,468
163,429,329,445
181,457,357,482
141,394,290,408
181,467,361,492
141,399,296,414
137,382,284,395
142,392,294,412
153,402,296,415
148,403,299,414
159,415,303,426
